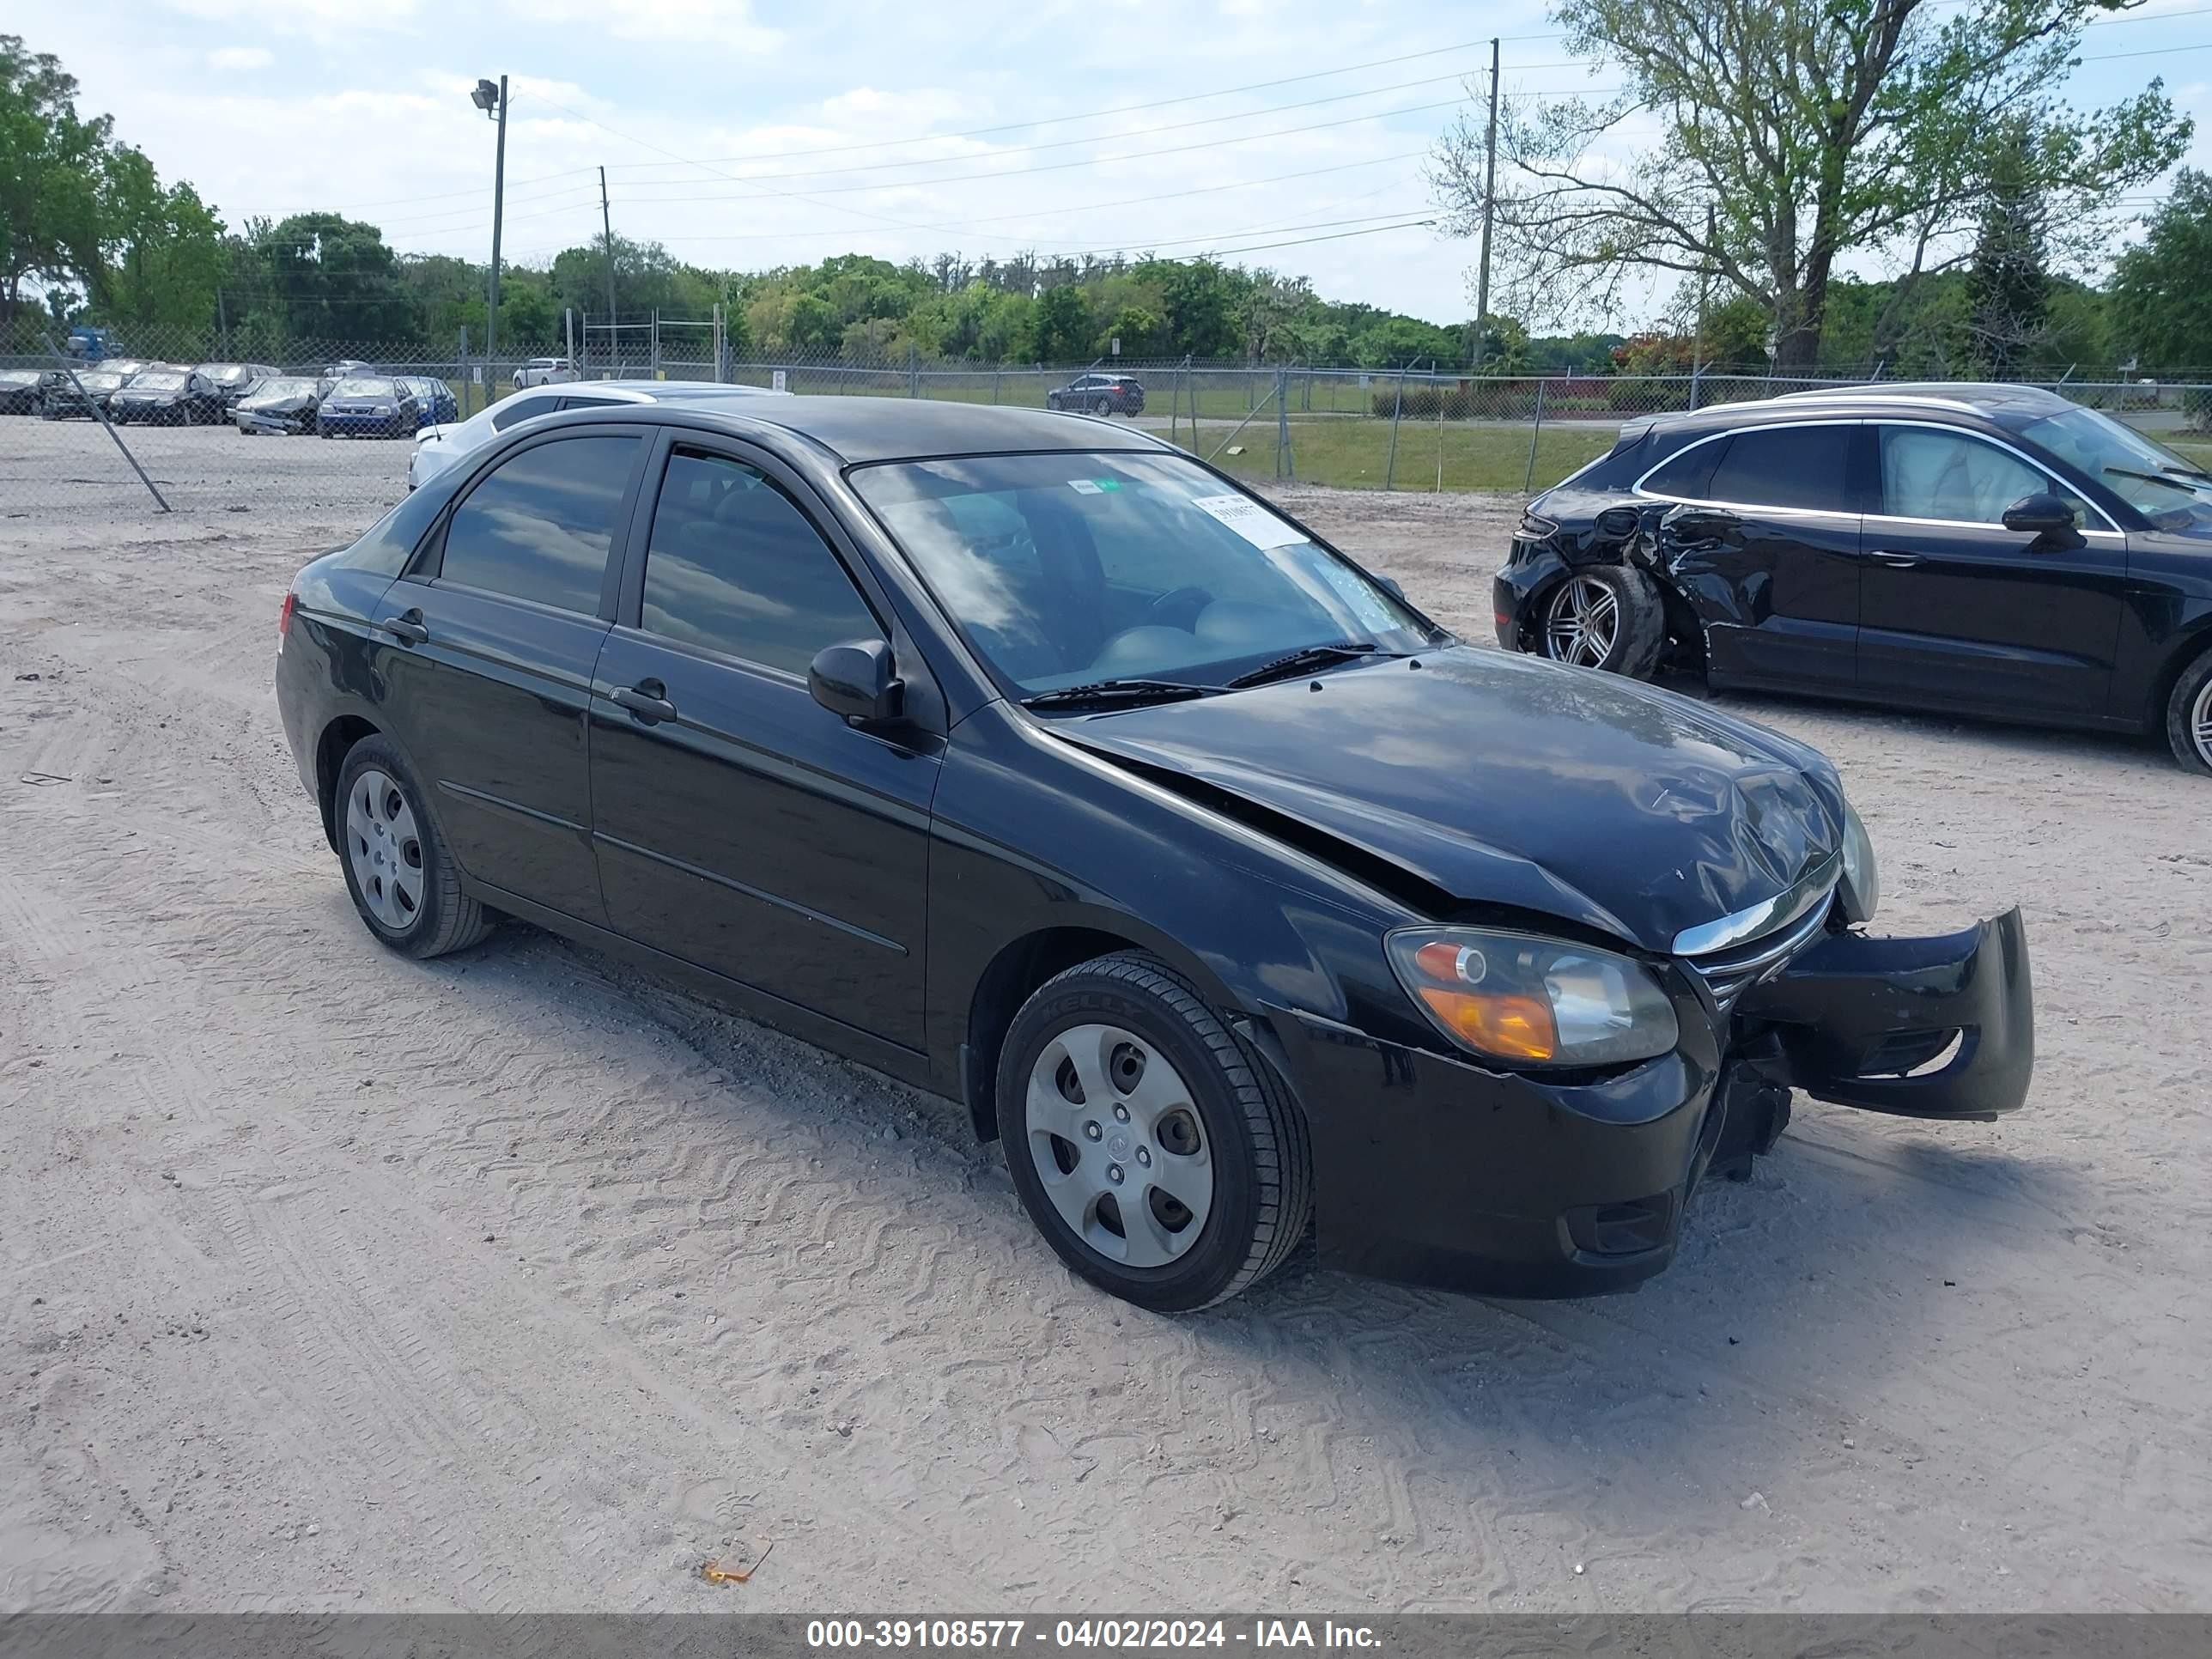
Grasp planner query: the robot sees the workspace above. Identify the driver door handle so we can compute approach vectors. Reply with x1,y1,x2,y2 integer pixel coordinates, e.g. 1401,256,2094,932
382,608,429,645
1865,550,1922,568
612,682,678,724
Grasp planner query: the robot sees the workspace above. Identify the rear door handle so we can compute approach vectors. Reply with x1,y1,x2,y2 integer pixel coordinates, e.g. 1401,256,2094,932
1865,550,1922,568
382,609,429,645
612,683,678,724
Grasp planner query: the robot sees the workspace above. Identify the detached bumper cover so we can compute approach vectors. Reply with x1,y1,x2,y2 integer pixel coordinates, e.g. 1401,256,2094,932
1740,907,2033,1121
1261,907,2033,1298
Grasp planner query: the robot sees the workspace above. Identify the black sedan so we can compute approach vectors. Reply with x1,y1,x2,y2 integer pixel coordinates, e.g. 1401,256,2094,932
37,368,127,418
274,400,2033,1310
1046,373,1145,416
191,362,283,416
108,367,222,424
234,375,327,435
0,368,43,414
1495,383,2212,776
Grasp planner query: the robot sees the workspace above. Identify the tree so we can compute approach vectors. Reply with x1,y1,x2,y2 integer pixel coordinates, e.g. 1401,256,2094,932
2112,168,2212,371
89,145,223,333
1963,120,2051,375
1032,283,1091,361
1432,0,2190,368
248,213,414,339
0,34,108,336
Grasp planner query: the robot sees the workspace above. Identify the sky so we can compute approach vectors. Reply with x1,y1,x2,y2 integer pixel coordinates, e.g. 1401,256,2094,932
15,0,2212,328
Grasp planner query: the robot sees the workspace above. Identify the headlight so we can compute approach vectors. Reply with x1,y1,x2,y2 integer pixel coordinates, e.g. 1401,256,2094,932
371,404,393,415
1838,801,1880,924
1385,927,1680,1068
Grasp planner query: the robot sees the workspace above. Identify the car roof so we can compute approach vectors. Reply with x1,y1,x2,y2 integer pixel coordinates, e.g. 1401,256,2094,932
1629,381,2077,441
584,395,1172,464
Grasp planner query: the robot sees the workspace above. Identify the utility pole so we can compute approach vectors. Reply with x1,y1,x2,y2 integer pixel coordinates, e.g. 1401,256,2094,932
1691,203,1715,410
471,76,509,392
599,167,619,368
1474,37,1501,363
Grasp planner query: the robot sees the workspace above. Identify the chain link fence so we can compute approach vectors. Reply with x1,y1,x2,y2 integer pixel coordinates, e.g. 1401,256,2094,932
6,327,2211,520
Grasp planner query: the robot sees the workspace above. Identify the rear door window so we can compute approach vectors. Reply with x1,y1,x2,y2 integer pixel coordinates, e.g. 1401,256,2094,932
1704,425,1854,513
439,434,641,613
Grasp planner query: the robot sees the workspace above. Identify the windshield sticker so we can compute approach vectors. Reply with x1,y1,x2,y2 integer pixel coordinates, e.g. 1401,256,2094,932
1067,478,1123,494
1191,493,1309,549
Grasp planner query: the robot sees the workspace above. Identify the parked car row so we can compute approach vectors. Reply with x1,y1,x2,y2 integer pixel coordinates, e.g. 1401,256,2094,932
0,360,459,438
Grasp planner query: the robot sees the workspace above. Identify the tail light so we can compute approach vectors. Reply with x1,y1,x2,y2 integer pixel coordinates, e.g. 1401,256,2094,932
278,590,296,638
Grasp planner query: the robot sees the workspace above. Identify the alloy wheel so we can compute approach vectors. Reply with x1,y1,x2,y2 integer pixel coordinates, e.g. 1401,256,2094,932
1542,574,1620,668
344,768,426,931
2194,679,2212,769
1024,1022,1214,1269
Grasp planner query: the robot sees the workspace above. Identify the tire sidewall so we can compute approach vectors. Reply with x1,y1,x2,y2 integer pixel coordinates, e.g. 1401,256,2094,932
333,736,459,955
2167,649,2212,777
999,971,1262,1312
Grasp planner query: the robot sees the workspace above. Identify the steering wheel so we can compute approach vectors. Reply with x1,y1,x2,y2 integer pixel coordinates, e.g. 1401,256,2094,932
1144,586,1213,629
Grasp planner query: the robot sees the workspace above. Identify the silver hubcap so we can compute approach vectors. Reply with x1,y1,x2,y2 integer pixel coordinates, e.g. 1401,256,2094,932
1025,1024,1213,1270
343,768,425,931
1543,575,1620,668
2193,680,2212,767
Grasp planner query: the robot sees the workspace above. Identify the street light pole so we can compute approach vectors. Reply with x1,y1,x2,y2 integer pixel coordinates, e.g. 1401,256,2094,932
472,76,508,396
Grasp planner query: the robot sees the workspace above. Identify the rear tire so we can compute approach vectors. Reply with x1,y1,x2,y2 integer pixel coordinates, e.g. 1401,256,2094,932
2164,645,2212,777
333,735,494,959
999,953,1311,1312
1535,565,1666,678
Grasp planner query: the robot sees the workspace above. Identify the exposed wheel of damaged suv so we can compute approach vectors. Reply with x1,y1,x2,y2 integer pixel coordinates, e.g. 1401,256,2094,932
1536,567,1666,677
2166,645,2212,777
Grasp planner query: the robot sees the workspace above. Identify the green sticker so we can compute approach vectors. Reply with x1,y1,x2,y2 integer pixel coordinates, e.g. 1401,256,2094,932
1096,478,1121,491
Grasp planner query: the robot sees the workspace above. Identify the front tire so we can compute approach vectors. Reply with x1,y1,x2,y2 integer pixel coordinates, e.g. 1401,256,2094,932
2165,645,2212,777
1535,565,1666,678
999,954,1311,1312
333,735,494,958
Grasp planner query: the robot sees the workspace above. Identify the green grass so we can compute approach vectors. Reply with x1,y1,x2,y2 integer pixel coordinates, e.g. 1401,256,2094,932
1205,419,1615,495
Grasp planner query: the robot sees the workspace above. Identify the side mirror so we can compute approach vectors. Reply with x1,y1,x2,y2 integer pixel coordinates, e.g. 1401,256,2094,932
809,638,903,726
2001,493,2079,539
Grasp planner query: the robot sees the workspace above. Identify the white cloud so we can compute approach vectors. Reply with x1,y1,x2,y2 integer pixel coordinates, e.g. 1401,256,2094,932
510,0,781,49
207,46,274,71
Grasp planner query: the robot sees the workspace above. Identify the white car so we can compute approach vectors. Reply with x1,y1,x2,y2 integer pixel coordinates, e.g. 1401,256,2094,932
512,356,580,389
405,381,789,492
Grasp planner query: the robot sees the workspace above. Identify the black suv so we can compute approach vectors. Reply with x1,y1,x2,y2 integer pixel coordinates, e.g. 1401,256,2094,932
1494,384,2212,775
274,398,2031,1311
1046,374,1145,416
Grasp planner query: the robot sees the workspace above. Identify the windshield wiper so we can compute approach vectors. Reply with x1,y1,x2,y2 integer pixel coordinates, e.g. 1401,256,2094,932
2164,462,2212,482
2106,465,2210,496
1020,678,1216,712
1222,641,1387,690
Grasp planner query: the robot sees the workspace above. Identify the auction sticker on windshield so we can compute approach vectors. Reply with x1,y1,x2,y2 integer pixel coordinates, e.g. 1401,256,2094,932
1191,493,1309,549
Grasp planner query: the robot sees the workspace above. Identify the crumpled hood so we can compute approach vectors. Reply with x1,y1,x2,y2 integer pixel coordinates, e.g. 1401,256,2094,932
1062,647,1844,953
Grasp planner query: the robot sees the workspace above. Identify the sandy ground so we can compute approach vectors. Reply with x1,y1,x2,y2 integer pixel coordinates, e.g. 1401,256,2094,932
3,422,2209,1615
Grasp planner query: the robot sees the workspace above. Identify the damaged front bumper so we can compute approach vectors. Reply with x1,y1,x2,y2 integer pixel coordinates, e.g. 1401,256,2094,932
1264,908,2033,1299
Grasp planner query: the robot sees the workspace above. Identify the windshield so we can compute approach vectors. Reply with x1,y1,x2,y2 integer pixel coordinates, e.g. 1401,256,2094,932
0,370,36,386
2014,404,2212,535
851,452,1438,698
197,364,248,383
131,372,187,390
76,372,125,390
248,378,317,400
332,377,396,398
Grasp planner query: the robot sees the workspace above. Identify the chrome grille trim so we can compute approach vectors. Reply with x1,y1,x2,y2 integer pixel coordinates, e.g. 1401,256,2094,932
1680,890,1838,1013
1671,853,1841,957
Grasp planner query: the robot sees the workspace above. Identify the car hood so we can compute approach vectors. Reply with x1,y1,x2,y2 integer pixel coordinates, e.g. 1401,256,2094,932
1060,646,1844,953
